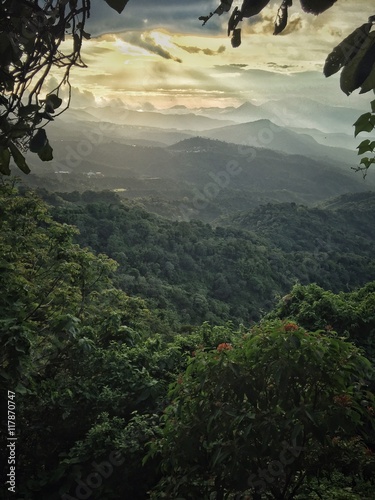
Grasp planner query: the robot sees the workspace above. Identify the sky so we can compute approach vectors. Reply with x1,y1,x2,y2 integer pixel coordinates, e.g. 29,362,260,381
58,0,373,110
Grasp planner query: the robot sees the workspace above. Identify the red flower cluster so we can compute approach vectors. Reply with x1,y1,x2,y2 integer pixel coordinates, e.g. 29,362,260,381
333,394,352,407
217,343,233,352
283,322,299,332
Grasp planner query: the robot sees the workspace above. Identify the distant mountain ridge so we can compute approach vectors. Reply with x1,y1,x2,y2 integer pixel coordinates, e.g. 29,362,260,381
25,133,374,225
200,119,357,165
79,105,236,131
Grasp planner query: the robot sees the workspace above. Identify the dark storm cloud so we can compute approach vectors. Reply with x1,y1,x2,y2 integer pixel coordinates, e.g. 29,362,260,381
86,0,222,35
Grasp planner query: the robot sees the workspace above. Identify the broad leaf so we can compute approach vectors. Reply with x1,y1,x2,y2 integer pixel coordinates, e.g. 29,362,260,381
340,33,375,96
274,0,291,35
103,0,130,14
0,146,10,175
357,139,370,155
360,63,375,94
45,94,63,111
37,141,54,162
19,104,41,118
357,139,375,155
300,0,337,15
231,28,241,48
9,122,31,139
30,129,48,153
354,113,374,137
9,142,30,174
215,0,234,16
324,23,371,78
360,157,374,169
241,0,270,18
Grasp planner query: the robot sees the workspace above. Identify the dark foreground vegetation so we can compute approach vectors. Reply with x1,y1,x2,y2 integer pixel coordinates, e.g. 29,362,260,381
1,182,374,499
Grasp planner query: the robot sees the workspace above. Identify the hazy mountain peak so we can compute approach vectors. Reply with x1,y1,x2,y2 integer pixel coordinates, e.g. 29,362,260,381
168,136,226,151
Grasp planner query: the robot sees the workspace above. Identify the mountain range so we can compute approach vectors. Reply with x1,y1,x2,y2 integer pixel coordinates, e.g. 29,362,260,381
20,96,374,222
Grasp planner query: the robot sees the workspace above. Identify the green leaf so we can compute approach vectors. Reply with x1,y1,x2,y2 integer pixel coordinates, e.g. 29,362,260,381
360,157,374,169
15,383,28,394
9,142,30,174
305,409,317,425
360,64,375,94
135,388,151,404
0,146,11,175
19,104,41,118
357,139,375,155
9,122,31,139
103,0,130,14
292,423,303,442
73,33,81,54
211,448,230,468
300,0,338,15
354,113,374,137
37,141,53,162
30,129,48,153
340,32,375,96
45,94,63,111
324,23,372,77
38,111,54,122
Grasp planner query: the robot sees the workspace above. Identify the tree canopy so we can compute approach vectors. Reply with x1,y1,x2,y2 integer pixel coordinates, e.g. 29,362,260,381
149,320,375,499
0,0,128,175
200,0,338,45
1,182,375,498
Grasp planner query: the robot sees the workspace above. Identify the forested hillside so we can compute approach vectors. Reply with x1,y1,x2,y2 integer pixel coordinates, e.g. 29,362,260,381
1,183,374,499
21,136,374,223
45,189,375,330
2,0,375,498
225,192,375,252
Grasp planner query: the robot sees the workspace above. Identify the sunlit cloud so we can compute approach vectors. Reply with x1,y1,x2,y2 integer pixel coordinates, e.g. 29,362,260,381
118,31,182,62
57,1,372,109
176,43,226,56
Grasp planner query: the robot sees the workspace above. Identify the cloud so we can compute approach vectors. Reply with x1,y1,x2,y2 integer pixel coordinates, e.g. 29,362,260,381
175,44,200,54
64,0,372,111
176,43,226,56
119,31,182,62
251,9,304,36
86,0,217,36
267,62,296,70
83,0,372,46
213,64,247,72
218,45,226,53
70,87,98,108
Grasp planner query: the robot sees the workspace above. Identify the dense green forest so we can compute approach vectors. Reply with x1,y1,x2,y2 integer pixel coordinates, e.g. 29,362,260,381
42,188,375,331
1,0,375,497
1,181,375,499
